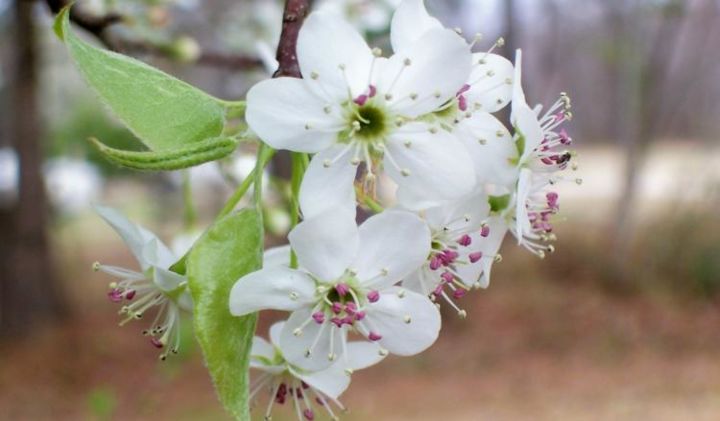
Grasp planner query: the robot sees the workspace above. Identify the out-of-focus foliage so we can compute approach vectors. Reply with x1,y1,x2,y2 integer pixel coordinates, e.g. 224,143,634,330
48,103,142,175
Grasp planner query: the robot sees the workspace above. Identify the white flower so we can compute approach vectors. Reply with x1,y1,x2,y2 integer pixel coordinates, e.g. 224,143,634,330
250,321,384,421
403,193,506,317
470,49,574,188
511,50,574,175
506,168,561,257
390,0,517,194
246,10,475,217
94,206,192,359
230,209,440,371
509,51,576,253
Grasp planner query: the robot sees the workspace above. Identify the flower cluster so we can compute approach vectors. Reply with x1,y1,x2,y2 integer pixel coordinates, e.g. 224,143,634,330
89,0,577,418
232,0,578,419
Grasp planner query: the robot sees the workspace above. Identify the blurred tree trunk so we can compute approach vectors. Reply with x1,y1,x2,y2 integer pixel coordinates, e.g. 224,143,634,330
612,2,686,279
0,0,65,338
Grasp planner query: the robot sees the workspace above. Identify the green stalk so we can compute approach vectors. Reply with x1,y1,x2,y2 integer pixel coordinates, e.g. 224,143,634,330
289,152,307,269
181,170,198,229
216,146,276,219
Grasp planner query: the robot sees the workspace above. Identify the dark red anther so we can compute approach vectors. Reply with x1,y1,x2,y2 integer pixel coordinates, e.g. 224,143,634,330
469,252,483,263
367,290,380,303
453,289,467,299
480,225,490,238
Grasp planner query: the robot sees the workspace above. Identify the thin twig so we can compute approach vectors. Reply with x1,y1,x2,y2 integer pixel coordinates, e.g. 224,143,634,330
44,0,263,70
274,0,313,78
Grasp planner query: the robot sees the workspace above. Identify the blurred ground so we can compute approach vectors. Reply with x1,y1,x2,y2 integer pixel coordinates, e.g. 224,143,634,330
2,144,720,420
2,249,720,421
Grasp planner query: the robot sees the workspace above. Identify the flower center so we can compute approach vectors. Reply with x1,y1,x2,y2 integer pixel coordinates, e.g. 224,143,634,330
353,104,387,140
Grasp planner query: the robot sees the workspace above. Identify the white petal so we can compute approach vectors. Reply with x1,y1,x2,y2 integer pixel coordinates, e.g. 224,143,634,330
423,191,490,232
250,336,275,362
379,28,471,117
511,49,527,105
514,102,544,164
299,146,358,219
95,205,160,270
288,209,359,282
228,267,316,317
454,239,485,287
476,216,508,288
280,309,346,371
353,210,430,290
297,12,374,102
395,187,453,212
455,112,518,187
363,286,440,356
263,245,291,268
510,49,543,161
177,290,193,312
292,364,350,400
152,266,186,292
390,0,443,53
402,269,431,296
269,321,285,347
346,341,386,370
246,77,342,153
387,123,476,208
141,238,177,270
466,53,514,113
514,168,533,245
291,340,385,400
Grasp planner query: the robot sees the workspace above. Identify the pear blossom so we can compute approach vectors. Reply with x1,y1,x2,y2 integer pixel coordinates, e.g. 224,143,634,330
230,209,440,371
505,168,561,257
468,49,575,188
93,206,192,359
246,10,476,217
250,322,384,421
508,50,575,253
389,0,516,195
403,193,507,316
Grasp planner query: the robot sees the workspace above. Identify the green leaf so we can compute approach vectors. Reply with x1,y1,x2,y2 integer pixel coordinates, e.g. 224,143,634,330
89,136,238,171
187,209,263,421
489,194,512,213
54,5,226,152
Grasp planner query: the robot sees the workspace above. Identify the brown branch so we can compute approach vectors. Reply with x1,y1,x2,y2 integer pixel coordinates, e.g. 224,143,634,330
44,0,263,71
273,0,313,78
45,0,122,48
112,38,264,71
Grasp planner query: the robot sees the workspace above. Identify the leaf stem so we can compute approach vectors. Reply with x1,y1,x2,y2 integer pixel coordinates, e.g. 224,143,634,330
182,169,198,229
356,186,385,214
288,152,307,269
217,145,275,219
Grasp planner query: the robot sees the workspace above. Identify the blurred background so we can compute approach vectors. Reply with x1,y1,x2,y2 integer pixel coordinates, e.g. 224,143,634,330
1,0,720,419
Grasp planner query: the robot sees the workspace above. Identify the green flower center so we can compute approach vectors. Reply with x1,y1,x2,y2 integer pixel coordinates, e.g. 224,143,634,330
352,104,388,142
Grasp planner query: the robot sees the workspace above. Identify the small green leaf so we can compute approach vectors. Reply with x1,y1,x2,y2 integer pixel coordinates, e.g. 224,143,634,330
489,194,512,213
89,136,238,171
55,5,226,151
187,209,263,421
